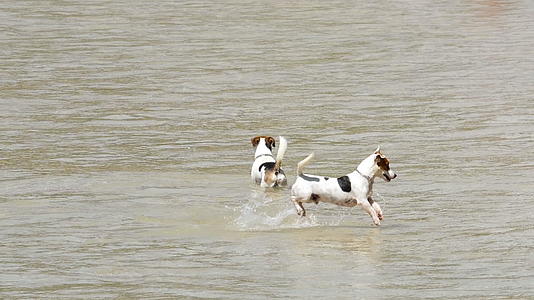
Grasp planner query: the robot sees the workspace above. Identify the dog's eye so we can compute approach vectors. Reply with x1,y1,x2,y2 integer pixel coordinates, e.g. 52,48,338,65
275,171,279,175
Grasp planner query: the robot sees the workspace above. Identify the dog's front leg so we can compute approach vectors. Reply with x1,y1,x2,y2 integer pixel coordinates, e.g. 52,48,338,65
291,196,306,217
368,197,383,220
361,200,380,226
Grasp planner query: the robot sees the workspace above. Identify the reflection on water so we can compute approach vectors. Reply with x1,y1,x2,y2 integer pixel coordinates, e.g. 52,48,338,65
1,0,534,298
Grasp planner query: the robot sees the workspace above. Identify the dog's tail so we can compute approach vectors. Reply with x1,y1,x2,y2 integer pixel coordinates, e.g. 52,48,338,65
296,152,314,176
274,136,287,170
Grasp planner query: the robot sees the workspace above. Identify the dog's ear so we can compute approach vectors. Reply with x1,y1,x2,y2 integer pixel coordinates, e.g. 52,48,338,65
251,136,261,147
267,137,276,148
374,145,381,154
374,155,384,169
375,155,390,170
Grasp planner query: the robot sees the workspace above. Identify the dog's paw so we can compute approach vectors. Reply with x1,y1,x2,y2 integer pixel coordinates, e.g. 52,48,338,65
378,213,383,220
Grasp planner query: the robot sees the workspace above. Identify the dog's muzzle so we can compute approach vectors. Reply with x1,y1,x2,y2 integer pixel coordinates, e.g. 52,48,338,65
383,171,397,182
274,170,287,187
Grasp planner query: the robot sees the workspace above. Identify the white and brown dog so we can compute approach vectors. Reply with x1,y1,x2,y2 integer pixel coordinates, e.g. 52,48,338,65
290,147,396,225
251,136,288,188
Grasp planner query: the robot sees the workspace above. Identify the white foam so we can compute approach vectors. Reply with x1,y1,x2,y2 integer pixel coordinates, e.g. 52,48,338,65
232,191,322,231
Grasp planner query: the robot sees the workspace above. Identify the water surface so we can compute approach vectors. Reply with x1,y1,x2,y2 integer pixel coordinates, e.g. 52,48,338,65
1,0,533,298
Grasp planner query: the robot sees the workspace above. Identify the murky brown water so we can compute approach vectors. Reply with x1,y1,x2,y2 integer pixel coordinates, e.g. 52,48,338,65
1,0,534,298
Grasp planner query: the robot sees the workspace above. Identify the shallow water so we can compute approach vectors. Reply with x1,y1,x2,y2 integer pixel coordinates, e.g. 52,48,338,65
1,0,534,298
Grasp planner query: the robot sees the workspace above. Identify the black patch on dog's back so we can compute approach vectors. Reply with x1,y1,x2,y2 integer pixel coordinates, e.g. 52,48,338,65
259,162,275,172
299,174,320,182
337,176,352,192
324,177,329,180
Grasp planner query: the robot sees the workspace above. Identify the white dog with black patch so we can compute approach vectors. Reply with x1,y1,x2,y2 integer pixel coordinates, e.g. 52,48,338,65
250,136,288,188
290,147,396,225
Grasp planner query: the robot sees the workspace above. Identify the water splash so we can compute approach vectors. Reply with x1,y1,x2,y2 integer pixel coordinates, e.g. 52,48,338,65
231,190,321,231
230,189,364,231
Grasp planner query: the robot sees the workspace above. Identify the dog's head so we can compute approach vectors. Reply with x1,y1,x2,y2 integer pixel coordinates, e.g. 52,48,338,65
260,162,287,188
251,136,276,150
373,146,397,182
264,168,287,188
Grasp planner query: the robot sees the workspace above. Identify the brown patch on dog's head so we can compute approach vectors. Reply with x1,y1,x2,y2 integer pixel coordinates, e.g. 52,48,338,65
375,155,391,171
251,136,261,147
266,137,275,149
251,136,275,149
